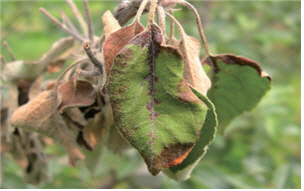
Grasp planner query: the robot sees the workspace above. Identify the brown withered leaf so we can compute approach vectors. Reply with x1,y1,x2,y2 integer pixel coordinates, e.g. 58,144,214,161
82,94,112,149
57,77,96,112
179,35,211,95
102,19,145,84
10,89,85,166
83,112,106,150
23,132,52,185
173,17,211,95
1,107,12,152
10,133,28,169
102,10,121,38
28,75,44,100
62,107,87,130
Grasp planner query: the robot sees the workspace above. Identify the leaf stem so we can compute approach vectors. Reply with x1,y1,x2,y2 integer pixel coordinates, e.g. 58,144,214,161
55,59,89,90
156,5,166,37
83,0,94,44
39,7,87,42
83,42,103,74
2,41,15,61
168,9,175,44
176,1,211,56
134,0,149,23
66,0,88,38
165,13,184,38
147,0,158,29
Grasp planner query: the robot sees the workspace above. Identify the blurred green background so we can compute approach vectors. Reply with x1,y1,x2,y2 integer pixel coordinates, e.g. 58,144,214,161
0,1,300,189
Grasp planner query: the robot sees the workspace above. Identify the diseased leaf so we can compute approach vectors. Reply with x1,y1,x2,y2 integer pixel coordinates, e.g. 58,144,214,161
107,23,208,176
57,77,96,112
1,107,12,152
83,112,107,149
28,75,43,100
202,54,271,132
104,125,130,156
163,87,217,180
10,89,85,166
102,19,145,82
2,37,74,81
102,10,121,38
23,133,52,185
178,26,211,95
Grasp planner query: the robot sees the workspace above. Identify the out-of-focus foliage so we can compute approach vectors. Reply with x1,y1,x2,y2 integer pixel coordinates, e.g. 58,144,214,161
0,1,300,189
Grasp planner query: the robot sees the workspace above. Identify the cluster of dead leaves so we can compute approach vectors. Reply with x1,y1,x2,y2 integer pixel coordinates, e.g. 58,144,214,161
1,0,212,184
0,1,130,185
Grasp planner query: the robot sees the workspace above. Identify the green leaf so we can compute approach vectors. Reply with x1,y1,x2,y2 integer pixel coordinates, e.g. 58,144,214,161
107,24,208,176
202,54,271,132
163,87,217,181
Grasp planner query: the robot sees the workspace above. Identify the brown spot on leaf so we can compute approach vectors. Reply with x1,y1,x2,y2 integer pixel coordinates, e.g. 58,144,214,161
145,143,194,176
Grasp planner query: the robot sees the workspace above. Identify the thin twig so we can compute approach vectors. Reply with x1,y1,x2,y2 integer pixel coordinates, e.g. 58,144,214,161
66,0,88,38
176,1,211,56
83,0,94,44
39,8,87,42
0,55,7,65
2,41,15,61
60,10,80,36
76,68,101,77
55,59,89,90
83,42,103,74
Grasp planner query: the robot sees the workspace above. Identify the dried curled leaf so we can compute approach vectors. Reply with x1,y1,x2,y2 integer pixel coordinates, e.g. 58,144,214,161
10,89,85,166
2,37,74,81
57,77,96,112
23,133,52,185
102,10,121,38
202,54,271,132
179,34,211,95
107,24,208,175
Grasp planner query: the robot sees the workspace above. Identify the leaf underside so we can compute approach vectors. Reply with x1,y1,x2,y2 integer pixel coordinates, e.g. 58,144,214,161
163,87,217,181
107,24,208,176
203,54,271,132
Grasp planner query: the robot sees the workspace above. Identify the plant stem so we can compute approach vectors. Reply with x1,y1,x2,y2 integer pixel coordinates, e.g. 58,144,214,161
147,0,158,29
2,41,15,61
66,0,88,38
156,5,166,37
168,9,175,44
83,42,103,74
176,1,211,56
55,59,89,90
39,8,87,42
134,0,149,23
60,10,80,36
83,0,94,44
